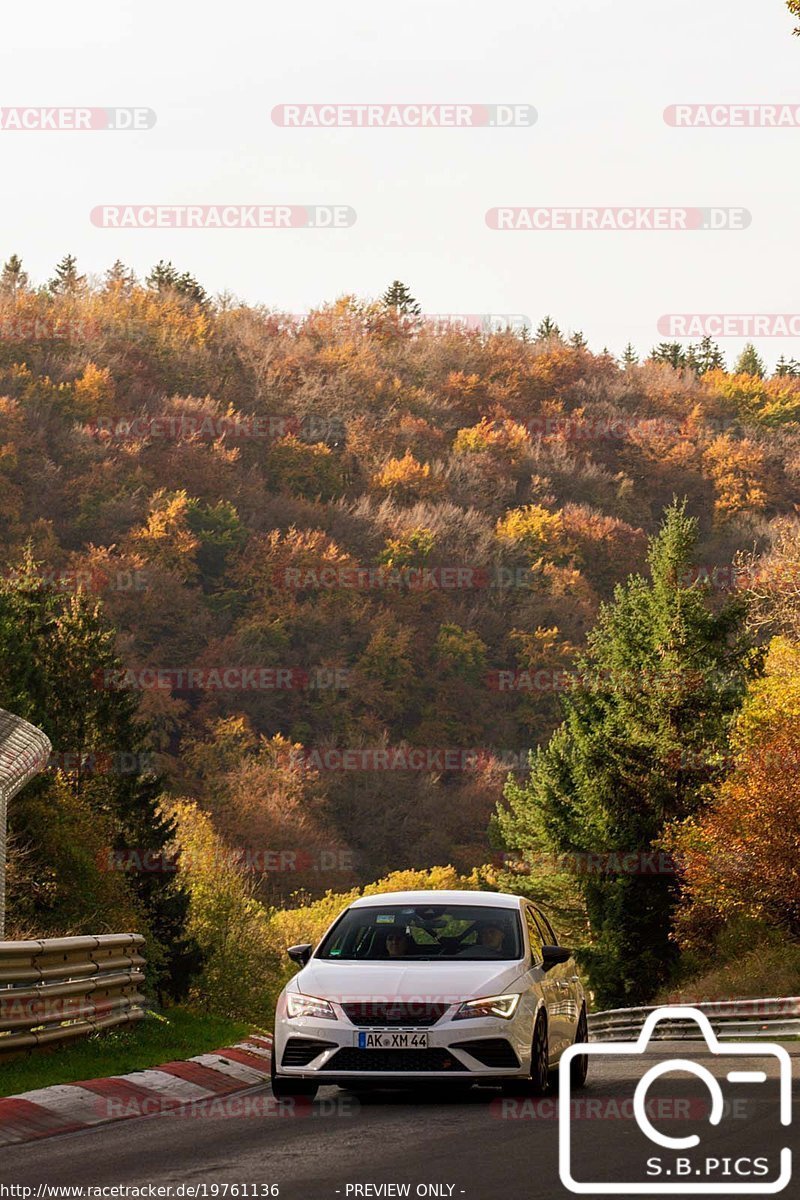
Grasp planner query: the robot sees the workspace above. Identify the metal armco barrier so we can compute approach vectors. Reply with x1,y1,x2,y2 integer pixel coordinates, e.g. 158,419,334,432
0,934,146,1052
0,707,52,937
589,996,800,1041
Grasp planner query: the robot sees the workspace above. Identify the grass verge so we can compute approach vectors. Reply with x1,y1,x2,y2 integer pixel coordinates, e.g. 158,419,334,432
0,1008,254,1098
656,940,800,1005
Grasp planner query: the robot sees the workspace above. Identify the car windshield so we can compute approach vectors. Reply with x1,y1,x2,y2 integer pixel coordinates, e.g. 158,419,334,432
316,903,523,961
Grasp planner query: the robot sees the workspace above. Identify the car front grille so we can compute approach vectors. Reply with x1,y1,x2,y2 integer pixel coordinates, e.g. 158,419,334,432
449,1038,520,1069
281,1037,338,1067
322,1048,469,1072
342,1002,449,1027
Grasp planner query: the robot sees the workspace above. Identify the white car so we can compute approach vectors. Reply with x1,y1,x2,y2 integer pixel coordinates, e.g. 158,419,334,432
272,889,589,1099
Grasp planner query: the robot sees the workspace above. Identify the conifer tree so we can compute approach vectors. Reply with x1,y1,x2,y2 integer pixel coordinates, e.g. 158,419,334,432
621,342,639,368
0,254,29,296
381,280,421,316
535,315,561,341
650,342,686,370
48,254,86,296
146,260,207,306
687,336,725,376
0,552,199,998
775,356,800,378
734,343,766,378
495,503,752,1006
105,260,137,290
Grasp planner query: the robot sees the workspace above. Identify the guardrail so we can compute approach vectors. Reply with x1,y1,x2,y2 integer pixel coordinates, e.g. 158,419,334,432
0,934,146,1053
589,997,800,1041
0,706,52,937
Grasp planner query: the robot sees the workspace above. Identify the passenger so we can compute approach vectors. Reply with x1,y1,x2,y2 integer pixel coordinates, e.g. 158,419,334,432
477,923,506,953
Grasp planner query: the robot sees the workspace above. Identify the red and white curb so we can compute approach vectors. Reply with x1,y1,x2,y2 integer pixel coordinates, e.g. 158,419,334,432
0,1034,273,1146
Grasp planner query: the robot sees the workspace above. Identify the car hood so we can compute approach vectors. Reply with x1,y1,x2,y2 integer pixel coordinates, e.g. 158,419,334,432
292,959,527,1005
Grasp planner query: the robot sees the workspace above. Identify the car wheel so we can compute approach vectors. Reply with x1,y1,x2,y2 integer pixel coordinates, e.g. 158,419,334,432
570,1007,590,1090
503,1010,550,1097
271,1048,319,1100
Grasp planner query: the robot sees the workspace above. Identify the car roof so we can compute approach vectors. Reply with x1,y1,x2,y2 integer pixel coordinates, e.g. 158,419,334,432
349,890,523,909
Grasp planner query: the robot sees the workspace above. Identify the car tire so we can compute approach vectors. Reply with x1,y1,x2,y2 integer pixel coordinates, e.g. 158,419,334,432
570,1006,590,1090
503,1010,550,1098
271,1049,319,1100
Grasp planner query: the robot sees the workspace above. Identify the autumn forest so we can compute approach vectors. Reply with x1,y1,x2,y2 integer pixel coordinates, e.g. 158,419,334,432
2,257,799,1008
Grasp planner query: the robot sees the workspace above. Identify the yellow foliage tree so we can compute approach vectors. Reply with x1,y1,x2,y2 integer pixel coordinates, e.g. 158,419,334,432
73,362,115,420
372,450,441,502
129,489,199,580
495,504,569,557
702,435,770,521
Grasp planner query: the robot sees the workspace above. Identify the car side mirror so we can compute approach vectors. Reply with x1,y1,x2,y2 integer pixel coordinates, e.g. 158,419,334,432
287,943,313,966
541,944,571,971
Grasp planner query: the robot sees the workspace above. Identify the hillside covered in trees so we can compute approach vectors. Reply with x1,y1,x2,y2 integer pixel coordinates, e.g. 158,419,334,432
2,257,800,1004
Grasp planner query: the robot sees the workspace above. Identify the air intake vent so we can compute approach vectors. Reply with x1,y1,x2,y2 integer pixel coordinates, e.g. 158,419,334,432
449,1038,520,1068
322,1048,468,1072
281,1037,337,1067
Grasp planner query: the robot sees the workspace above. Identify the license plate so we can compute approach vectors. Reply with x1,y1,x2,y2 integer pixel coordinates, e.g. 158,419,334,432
357,1030,429,1049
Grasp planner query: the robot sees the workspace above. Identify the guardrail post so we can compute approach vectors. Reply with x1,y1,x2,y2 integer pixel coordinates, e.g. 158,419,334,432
0,708,52,937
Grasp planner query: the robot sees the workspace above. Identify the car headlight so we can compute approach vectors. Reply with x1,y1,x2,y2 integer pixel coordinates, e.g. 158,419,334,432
286,993,338,1020
453,993,521,1020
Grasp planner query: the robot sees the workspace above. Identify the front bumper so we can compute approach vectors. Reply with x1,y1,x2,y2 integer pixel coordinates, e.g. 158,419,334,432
274,1011,532,1081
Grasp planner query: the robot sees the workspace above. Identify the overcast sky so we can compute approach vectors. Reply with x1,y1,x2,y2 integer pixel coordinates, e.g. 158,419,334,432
1,0,798,364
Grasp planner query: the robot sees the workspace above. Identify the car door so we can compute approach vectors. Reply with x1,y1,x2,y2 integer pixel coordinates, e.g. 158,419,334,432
523,905,560,1066
532,906,580,1053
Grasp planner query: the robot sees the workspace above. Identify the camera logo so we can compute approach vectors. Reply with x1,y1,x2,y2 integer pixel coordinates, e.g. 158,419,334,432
559,1006,792,1194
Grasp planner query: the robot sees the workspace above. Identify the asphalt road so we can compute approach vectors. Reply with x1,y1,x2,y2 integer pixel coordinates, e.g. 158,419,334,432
2,1044,797,1199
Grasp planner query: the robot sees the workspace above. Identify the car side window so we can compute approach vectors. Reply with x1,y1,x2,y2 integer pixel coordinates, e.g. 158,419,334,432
532,907,559,946
525,907,544,963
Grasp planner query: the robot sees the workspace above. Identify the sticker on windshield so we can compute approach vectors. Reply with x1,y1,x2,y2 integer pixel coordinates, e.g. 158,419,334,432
375,914,395,924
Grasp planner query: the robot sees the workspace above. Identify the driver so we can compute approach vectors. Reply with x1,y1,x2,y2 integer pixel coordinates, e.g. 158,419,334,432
385,929,412,957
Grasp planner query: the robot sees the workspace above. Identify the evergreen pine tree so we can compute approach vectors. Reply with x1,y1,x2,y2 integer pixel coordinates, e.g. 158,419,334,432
650,342,687,370
0,254,29,296
535,315,561,341
621,342,639,368
48,254,86,296
775,356,800,378
688,335,725,376
733,343,766,378
0,552,199,999
105,260,136,290
495,502,753,1006
381,280,421,316
569,330,588,350
146,261,207,306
